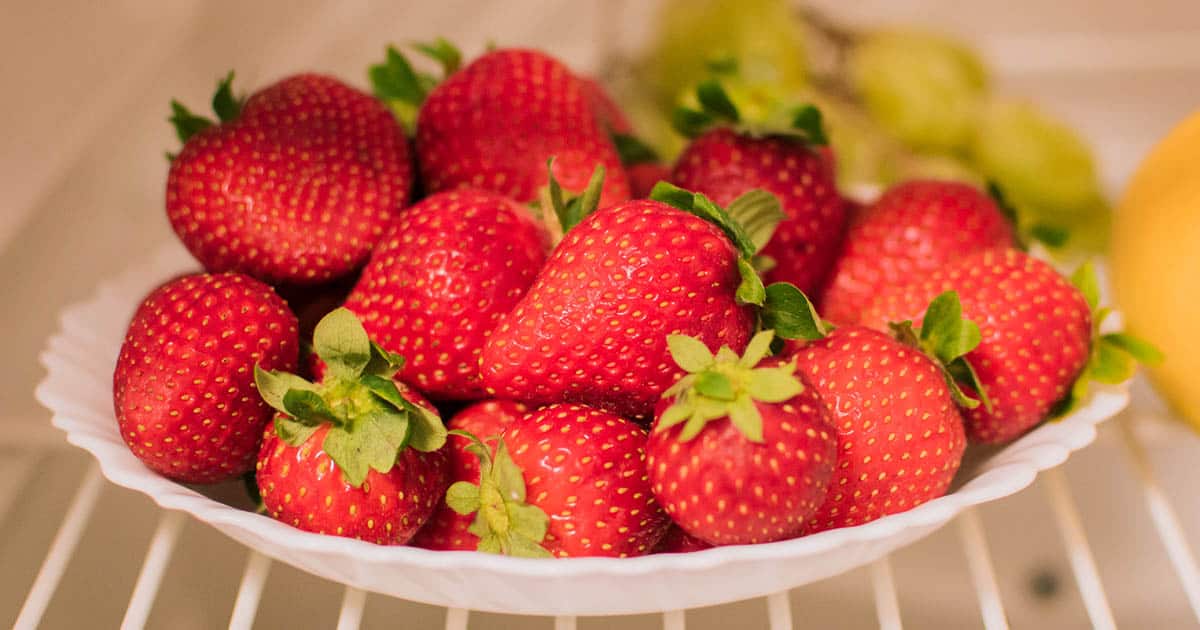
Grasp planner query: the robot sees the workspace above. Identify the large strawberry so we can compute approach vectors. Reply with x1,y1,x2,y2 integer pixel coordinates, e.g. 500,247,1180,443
254,308,449,544
372,45,629,207
481,181,781,420
410,400,528,551
444,403,669,557
166,73,413,285
859,249,1096,443
113,273,298,483
670,82,847,295
820,180,1015,325
646,330,836,545
788,300,971,531
343,189,549,400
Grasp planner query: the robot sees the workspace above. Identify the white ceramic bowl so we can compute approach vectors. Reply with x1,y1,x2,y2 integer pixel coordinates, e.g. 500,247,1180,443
36,242,1130,616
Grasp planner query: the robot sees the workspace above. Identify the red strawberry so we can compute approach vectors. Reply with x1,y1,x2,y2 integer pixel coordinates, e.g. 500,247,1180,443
113,273,298,483
481,184,768,420
445,403,669,557
410,400,528,551
415,49,630,207
166,73,413,285
671,88,846,296
820,180,1015,325
654,525,713,554
647,331,837,545
860,248,1092,443
254,308,450,544
790,325,967,531
627,162,672,199
343,189,549,400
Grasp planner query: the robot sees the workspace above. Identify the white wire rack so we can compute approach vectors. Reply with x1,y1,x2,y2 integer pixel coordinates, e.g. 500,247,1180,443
6,411,1199,629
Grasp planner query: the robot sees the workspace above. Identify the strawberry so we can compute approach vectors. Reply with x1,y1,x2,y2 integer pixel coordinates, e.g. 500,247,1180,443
654,525,713,554
113,273,298,483
374,46,629,207
670,83,846,295
444,403,670,557
343,189,549,400
859,248,1093,443
647,331,836,546
790,321,968,531
410,400,528,551
166,73,413,285
627,162,672,199
480,181,779,420
820,180,1015,325
254,308,449,543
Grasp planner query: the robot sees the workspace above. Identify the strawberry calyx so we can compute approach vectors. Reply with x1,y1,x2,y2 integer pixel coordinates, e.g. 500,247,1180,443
539,159,607,243
760,283,829,344
1050,261,1163,417
672,78,828,146
167,71,242,157
888,291,991,411
369,38,462,132
444,431,552,558
987,182,1071,250
611,133,660,166
659,330,804,443
254,308,447,487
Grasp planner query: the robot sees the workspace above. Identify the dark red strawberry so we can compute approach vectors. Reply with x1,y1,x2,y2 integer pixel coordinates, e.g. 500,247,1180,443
444,403,669,557
860,248,1092,443
654,525,714,554
113,273,298,483
166,73,413,285
627,162,672,199
481,183,773,420
343,189,549,400
820,180,1015,325
790,324,967,531
413,49,630,207
671,85,846,296
254,308,449,543
410,400,528,551
647,331,837,545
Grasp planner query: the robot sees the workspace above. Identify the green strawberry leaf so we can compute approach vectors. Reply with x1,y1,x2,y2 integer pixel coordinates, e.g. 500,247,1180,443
168,101,213,144
612,133,660,165
475,529,503,554
694,371,736,401
761,283,827,341
724,189,785,254
986,181,1020,229
1029,223,1070,248
735,258,767,307
649,180,696,210
666,335,716,372
790,105,828,146
254,366,318,415
363,341,406,378
544,159,605,235
1090,339,1136,384
359,373,445,452
450,435,552,558
920,291,982,365
1101,332,1164,364
369,45,429,106
745,363,805,403
705,53,739,75
274,415,320,447
671,106,715,138
446,481,482,515
944,357,990,411
413,37,462,77
321,408,411,487
726,396,764,443
1071,261,1101,312
492,439,527,502
282,389,337,425
695,79,740,123
739,330,776,368
313,308,372,380
211,71,242,123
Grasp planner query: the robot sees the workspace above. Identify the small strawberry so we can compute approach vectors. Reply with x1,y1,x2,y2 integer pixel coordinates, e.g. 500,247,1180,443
444,403,670,557
647,331,837,546
820,180,1016,325
373,45,629,207
481,180,781,420
787,296,971,531
859,248,1095,443
410,400,528,551
670,82,846,295
254,308,449,544
343,189,549,400
654,525,713,554
113,273,298,483
166,73,413,285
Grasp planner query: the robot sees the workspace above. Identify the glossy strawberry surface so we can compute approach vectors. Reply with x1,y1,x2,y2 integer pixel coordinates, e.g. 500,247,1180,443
417,49,629,208
820,180,1015,325
113,273,298,483
481,200,755,420
791,326,966,531
646,366,836,546
167,74,413,285
860,248,1092,443
503,403,670,557
671,128,846,295
344,189,548,400
410,400,529,551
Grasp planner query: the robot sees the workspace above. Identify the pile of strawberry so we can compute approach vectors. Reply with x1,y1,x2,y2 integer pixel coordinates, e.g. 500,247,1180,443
112,42,1153,558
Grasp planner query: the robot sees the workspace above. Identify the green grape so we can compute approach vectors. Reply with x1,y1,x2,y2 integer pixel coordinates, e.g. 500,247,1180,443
641,0,808,111
970,100,1109,247
849,29,988,153
803,90,893,191
880,152,984,187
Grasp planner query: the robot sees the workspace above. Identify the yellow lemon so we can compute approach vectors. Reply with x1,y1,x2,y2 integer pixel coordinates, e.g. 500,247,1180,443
1111,109,1200,429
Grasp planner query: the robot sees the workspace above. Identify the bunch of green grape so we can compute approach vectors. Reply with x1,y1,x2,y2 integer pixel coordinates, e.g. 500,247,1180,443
623,0,1110,251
